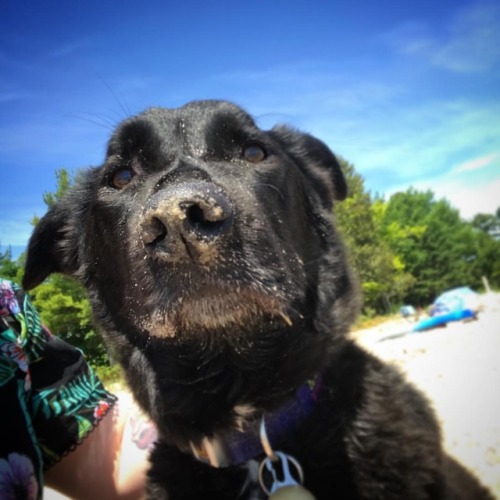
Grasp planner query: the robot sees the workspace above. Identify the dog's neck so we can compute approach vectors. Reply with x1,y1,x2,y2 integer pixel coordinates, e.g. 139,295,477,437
189,376,323,467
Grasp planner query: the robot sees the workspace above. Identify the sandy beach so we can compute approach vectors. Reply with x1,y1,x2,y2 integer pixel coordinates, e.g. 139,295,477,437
352,292,500,497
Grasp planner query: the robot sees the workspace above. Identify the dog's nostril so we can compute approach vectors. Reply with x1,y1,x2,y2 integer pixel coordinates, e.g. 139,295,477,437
183,200,232,238
142,217,168,245
187,204,207,225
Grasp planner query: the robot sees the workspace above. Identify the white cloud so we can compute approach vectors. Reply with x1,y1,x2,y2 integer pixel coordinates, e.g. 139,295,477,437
377,21,433,56
432,4,500,72
318,99,500,192
428,177,500,220
48,37,94,58
385,154,500,220
453,153,500,174
381,4,500,73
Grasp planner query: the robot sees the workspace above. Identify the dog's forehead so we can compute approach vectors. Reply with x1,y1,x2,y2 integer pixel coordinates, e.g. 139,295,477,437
107,100,259,159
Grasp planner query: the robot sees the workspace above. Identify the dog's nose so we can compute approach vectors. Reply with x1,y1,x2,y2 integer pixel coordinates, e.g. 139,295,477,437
141,182,233,260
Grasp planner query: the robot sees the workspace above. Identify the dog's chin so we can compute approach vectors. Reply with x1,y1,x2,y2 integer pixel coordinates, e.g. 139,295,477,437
138,286,295,339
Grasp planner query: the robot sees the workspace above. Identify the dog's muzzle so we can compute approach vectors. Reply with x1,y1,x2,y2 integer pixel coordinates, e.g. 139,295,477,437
140,181,233,263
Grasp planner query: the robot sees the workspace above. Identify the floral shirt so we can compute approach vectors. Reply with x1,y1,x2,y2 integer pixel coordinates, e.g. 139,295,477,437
0,279,117,499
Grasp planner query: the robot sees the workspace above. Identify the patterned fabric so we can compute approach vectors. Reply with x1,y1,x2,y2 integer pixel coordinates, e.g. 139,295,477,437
0,278,117,499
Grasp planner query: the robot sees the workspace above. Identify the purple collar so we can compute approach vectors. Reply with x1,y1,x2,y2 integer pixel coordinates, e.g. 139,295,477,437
191,376,323,467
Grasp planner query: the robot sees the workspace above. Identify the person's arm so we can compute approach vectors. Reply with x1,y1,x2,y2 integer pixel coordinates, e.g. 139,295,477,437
45,392,158,499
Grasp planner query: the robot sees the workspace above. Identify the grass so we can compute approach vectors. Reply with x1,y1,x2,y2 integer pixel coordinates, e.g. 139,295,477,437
93,362,126,387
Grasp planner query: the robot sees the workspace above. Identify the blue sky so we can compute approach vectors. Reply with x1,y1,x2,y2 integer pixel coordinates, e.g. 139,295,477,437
1,0,499,257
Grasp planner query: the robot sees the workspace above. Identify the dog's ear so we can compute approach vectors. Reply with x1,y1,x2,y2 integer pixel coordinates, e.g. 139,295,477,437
269,125,347,203
23,201,80,291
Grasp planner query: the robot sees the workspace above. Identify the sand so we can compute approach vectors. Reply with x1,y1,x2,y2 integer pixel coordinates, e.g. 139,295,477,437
352,292,500,497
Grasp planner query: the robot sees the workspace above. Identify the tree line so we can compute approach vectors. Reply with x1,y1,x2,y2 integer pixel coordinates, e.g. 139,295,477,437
1,165,499,367
334,159,500,316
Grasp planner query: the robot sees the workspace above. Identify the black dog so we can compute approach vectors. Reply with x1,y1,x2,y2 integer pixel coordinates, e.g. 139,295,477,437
24,101,491,499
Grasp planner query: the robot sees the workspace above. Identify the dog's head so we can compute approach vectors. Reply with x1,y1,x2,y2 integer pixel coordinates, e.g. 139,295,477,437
24,101,356,440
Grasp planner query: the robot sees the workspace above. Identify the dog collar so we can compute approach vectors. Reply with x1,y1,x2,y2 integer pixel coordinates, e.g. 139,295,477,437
190,376,323,468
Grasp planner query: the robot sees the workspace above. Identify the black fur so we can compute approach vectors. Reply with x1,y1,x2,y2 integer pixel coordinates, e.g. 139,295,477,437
24,100,491,499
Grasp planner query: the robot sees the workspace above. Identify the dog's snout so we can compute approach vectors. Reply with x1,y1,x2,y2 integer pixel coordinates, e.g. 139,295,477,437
141,182,233,261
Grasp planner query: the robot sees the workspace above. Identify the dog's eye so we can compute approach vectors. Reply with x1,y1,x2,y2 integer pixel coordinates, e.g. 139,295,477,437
242,143,266,163
111,167,135,189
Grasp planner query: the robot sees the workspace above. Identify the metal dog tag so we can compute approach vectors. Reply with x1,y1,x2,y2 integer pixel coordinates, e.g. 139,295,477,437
268,485,316,500
259,451,316,499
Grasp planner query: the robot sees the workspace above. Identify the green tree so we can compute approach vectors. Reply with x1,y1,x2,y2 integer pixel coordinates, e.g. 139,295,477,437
335,160,414,314
31,169,72,226
30,274,108,365
471,210,500,243
450,208,500,289
28,168,110,367
382,189,499,305
469,221,500,287
0,247,23,282
472,213,498,233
